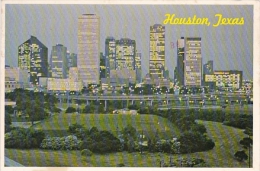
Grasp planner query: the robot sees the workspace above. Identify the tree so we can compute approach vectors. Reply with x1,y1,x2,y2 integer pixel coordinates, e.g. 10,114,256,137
81,86,89,94
191,124,207,134
244,127,253,136
178,131,215,153
121,125,138,152
5,111,12,132
240,137,253,149
25,100,46,125
234,150,248,161
5,111,12,125
65,107,77,113
15,93,28,115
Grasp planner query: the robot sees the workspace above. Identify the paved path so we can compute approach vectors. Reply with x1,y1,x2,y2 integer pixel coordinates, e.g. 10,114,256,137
5,156,24,167
11,121,41,128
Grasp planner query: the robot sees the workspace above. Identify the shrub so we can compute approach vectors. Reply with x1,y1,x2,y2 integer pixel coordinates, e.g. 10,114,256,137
68,123,85,134
5,111,12,132
5,128,45,149
154,139,181,154
234,150,248,161
244,127,253,136
191,124,207,134
178,131,215,153
80,129,121,153
53,107,62,113
240,137,252,148
81,149,93,156
223,114,253,129
137,108,148,114
83,105,94,113
128,104,138,110
155,139,171,153
65,107,77,113
40,135,82,150
117,163,125,167
5,106,14,114
177,158,207,167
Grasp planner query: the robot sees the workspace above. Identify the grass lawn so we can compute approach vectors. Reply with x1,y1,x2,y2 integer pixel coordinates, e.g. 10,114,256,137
33,113,181,139
194,120,252,167
6,120,251,167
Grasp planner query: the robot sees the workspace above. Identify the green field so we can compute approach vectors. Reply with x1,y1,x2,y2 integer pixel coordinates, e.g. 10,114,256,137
33,113,181,139
5,120,251,167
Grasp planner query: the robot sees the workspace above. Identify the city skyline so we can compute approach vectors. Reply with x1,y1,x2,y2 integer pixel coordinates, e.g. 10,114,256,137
5,5,253,80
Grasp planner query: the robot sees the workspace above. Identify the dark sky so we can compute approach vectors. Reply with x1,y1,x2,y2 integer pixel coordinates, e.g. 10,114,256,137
5,4,253,80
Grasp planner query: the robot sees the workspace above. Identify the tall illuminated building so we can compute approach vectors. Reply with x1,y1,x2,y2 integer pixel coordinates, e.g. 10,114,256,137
105,37,116,78
18,36,48,85
176,37,185,85
50,44,68,78
149,24,165,79
67,51,77,68
77,14,100,86
184,37,202,86
135,52,142,83
115,38,136,70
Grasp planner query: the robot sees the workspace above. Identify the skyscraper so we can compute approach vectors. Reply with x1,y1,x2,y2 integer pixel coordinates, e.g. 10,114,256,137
176,37,185,85
105,37,116,69
77,14,100,86
135,52,142,83
67,51,77,68
18,36,48,85
149,24,165,79
184,37,202,86
105,37,116,78
203,60,213,75
115,38,136,70
100,52,106,79
50,44,68,78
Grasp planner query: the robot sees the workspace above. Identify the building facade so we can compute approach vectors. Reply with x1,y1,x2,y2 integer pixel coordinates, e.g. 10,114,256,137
110,68,136,83
5,66,29,92
47,78,83,92
105,37,116,77
47,67,83,92
204,70,243,89
67,51,77,68
100,52,106,79
176,37,185,86
78,14,100,86
115,38,136,70
18,36,48,85
149,24,165,79
69,67,80,81
203,60,213,75
50,44,68,78
135,52,142,83
183,37,202,86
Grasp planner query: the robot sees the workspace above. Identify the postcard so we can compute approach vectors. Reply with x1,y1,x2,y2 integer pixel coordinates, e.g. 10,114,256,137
1,0,259,170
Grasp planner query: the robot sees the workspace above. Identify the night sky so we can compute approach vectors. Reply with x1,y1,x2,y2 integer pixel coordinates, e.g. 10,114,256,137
5,4,253,80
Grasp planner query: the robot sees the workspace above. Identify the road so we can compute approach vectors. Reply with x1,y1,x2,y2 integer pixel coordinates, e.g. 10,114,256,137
59,93,252,102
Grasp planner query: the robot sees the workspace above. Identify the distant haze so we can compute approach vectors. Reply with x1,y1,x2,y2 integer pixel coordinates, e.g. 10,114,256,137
5,5,253,80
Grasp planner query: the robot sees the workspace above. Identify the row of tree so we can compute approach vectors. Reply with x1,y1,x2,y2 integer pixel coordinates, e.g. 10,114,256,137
5,88,60,125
